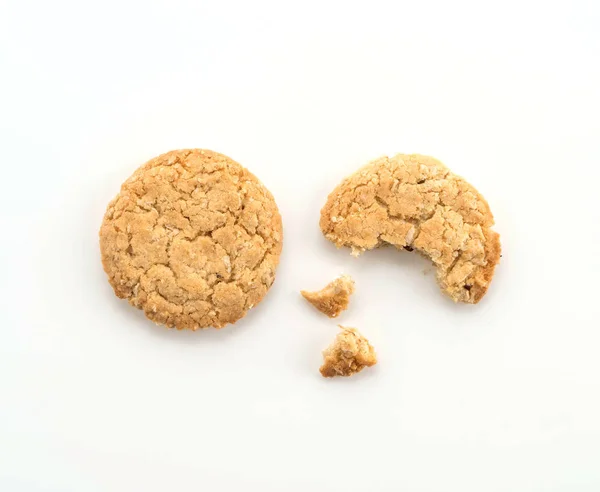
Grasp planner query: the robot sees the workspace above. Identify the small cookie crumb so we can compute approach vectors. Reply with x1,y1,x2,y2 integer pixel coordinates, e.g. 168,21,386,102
320,326,377,378
301,274,355,318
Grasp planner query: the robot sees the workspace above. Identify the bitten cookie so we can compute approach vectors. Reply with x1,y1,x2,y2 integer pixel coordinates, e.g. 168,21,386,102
99,149,283,330
301,274,355,318
320,154,500,303
320,326,377,378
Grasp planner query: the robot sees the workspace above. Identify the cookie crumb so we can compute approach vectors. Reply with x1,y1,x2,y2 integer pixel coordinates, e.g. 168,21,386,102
320,326,377,378
301,274,355,318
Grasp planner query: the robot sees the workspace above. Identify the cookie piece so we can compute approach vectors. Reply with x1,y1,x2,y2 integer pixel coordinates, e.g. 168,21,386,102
99,149,283,330
301,274,355,318
320,154,501,303
320,326,377,378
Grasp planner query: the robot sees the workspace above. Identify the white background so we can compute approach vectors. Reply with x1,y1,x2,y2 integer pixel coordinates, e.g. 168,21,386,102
1,0,599,490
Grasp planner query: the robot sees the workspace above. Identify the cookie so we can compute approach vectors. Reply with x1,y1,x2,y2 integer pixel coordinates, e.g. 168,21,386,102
301,274,355,318
99,149,283,330
320,326,377,378
320,154,500,303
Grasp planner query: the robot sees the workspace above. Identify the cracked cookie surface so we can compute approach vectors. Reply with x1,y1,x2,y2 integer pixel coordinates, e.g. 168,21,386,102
301,274,355,318
320,326,377,378
320,154,500,303
99,149,283,329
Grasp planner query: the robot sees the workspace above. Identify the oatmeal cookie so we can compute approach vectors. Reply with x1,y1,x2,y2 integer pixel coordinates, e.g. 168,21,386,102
301,274,355,318
320,326,377,378
99,149,283,329
320,154,500,303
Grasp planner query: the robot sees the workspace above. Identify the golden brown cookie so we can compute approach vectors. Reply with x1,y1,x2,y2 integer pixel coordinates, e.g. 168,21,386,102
99,149,283,330
320,154,500,303
320,326,377,378
301,274,355,318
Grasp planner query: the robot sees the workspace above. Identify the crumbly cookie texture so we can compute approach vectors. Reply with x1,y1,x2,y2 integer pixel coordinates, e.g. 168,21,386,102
320,326,377,378
99,149,283,330
301,274,355,318
320,154,501,303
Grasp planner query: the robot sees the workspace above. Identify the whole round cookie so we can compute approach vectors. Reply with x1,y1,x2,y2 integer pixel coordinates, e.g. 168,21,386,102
100,149,283,329
320,154,501,303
